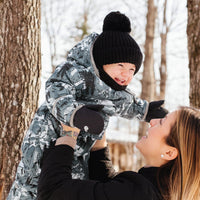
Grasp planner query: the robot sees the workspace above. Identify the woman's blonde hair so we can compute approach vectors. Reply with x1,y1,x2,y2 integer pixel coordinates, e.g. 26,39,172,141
158,106,200,200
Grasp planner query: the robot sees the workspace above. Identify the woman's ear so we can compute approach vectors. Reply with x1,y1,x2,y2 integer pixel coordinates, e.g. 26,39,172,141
162,146,178,161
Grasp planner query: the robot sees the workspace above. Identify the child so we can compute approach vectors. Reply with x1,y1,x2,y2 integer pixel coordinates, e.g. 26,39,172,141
7,11,167,200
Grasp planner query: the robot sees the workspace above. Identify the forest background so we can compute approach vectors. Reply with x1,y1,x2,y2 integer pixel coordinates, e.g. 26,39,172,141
0,0,200,199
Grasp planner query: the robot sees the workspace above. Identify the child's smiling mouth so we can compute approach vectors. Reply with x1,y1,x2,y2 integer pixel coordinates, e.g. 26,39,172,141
114,77,126,85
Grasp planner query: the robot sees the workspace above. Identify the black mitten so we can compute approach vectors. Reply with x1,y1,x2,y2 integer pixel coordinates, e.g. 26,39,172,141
145,100,168,122
73,105,104,135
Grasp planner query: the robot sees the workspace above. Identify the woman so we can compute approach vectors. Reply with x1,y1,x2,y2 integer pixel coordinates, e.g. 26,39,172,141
37,106,200,200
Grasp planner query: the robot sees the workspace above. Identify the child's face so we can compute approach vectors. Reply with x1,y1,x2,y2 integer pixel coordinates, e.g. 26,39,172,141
103,63,136,86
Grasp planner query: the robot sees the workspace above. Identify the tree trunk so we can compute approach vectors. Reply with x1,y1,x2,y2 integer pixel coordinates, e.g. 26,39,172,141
140,0,157,102
0,1,41,199
159,0,168,100
137,0,157,168
187,0,200,108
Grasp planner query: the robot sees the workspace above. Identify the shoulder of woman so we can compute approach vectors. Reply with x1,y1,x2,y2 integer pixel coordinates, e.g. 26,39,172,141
114,171,150,183
111,171,161,199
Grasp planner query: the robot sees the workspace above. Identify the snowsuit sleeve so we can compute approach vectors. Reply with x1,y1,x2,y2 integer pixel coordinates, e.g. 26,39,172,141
121,95,149,120
100,90,149,121
121,94,149,120
45,62,85,126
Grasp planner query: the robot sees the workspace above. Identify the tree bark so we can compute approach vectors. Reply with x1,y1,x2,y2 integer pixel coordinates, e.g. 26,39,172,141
159,0,168,100
140,0,156,102
0,0,41,199
187,0,200,108
137,0,157,168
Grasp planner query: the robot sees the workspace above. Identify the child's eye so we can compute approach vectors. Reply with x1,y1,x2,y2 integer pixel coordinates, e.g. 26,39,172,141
130,68,135,73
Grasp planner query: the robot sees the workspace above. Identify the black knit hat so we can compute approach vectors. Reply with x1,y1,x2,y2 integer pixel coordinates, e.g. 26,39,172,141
93,11,143,75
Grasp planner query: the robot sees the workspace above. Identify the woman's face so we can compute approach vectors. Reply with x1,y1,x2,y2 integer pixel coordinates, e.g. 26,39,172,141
103,63,136,86
136,111,177,166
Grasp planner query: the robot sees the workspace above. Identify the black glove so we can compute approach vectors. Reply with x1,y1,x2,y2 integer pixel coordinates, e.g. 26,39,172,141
145,100,168,122
73,105,104,135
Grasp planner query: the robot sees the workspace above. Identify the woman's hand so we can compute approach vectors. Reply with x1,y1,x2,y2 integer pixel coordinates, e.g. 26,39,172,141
55,124,80,149
91,132,107,151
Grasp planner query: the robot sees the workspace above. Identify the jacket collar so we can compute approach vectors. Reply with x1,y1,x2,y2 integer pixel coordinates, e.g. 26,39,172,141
138,167,159,189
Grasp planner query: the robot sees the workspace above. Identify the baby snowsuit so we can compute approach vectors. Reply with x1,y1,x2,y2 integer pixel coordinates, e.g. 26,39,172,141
7,33,148,200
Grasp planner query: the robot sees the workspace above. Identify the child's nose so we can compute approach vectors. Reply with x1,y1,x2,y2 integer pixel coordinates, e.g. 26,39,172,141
121,70,129,77
149,119,159,127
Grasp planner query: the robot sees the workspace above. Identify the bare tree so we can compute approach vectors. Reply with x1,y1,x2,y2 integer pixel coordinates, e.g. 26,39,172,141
156,0,179,100
187,0,200,108
137,0,157,168
74,0,93,41
42,0,69,72
0,1,41,199
158,0,168,99
42,0,95,73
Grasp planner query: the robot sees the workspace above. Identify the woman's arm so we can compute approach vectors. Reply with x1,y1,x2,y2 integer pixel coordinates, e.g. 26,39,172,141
37,143,101,200
37,141,137,200
38,125,113,199
89,133,117,181
37,125,158,200
37,125,111,200
90,131,107,151
37,125,79,199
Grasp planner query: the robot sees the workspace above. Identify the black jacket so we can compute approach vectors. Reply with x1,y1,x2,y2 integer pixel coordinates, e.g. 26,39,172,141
37,145,162,200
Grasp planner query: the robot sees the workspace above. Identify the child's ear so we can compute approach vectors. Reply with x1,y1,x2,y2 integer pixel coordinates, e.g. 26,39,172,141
163,147,178,161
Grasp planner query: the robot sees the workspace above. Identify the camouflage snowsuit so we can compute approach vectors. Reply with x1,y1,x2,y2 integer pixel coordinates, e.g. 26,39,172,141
7,33,148,200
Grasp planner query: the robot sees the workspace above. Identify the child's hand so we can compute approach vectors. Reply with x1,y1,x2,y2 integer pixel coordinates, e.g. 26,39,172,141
145,100,168,122
73,105,104,135
91,132,107,151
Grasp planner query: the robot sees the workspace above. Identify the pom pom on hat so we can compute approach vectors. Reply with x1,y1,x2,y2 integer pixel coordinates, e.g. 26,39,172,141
93,11,143,76
103,11,131,33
